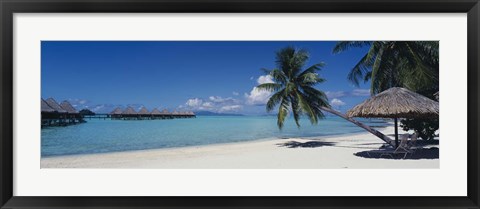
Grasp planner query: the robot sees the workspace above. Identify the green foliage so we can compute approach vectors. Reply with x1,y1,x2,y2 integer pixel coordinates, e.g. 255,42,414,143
79,109,95,115
257,46,330,129
400,89,439,140
400,118,439,140
333,41,439,94
334,41,440,140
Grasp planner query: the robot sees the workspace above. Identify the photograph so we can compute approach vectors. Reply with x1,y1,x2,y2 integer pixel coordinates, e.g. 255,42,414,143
40,41,439,169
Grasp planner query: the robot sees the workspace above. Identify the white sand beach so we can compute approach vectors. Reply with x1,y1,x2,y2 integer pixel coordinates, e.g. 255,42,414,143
41,125,439,169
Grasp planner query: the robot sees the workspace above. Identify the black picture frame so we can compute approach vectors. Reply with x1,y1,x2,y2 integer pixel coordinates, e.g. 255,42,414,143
1,0,479,208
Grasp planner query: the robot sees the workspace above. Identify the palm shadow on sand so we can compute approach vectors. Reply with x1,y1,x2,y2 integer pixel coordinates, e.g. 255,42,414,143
354,147,439,160
277,141,336,148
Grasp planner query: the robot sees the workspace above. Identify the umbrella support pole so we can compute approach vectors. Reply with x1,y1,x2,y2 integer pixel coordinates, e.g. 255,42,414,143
394,118,399,148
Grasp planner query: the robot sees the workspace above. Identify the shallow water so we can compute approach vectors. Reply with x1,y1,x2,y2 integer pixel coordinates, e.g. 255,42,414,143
41,116,388,157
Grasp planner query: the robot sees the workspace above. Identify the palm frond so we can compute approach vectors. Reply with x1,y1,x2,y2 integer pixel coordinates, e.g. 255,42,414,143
290,95,302,128
276,46,297,77
301,85,330,108
256,83,283,92
266,89,285,112
347,54,372,86
269,69,287,84
290,49,310,77
297,72,325,85
332,41,372,54
277,98,290,129
297,62,325,78
369,45,385,93
295,91,318,125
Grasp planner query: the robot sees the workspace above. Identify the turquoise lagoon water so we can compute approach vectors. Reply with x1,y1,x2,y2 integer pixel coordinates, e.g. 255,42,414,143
41,116,388,157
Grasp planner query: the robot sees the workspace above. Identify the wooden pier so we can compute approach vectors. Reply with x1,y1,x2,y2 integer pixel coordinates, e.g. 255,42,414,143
83,112,196,120
105,107,196,120
42,98,196,128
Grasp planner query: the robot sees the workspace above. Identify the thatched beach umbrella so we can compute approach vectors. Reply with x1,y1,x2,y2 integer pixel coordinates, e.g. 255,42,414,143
41,98,56,113
45,98,67,113
346,87,439,147
60,101,79,114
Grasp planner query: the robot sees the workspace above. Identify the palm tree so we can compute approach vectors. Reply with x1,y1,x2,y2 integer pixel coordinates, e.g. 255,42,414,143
333,41,439,141
258,46,395,146
256,46,329,129
332,41,439,95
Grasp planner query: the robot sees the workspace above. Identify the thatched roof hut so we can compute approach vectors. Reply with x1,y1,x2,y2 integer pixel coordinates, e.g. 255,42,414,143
110,107,123,115
122,107,137,115
346,87,439,119
172,110,179,115
346,87,439,147
151,108,162,115
138,107,149,114
41,99,56,113
161,109,170,114
60,101,79,114
45,98,67,113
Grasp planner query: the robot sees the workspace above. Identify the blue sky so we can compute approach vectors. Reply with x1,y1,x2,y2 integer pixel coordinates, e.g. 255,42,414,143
41,41,372,114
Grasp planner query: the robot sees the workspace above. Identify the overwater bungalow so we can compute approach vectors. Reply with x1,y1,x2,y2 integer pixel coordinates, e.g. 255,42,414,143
110,107,123,119
60,100,85,124
151,108,162,119
43,99,195,122
44,98,68,126
41,99,57,126
173,111,196,119
138,107,150,119
45,98,67,114
161,109,170,115
151,108,172,119
121,106,138,120
41,98,84,127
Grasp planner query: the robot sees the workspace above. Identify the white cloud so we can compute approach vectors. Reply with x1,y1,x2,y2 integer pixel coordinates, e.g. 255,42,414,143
182,96,243,113
92,105,105,112
244,75,275,106
330,98,346,107
257,75,274,84
325,89,371,99
325,91,346,99
219,105,243,112
84,103,123,114
250,76,254,80
185,98,203,107
232,91,239,96
245,87,272,105
208,96,228,103
202,102,214,108
197,106,212,110
66,98,91,109
351,88,371,96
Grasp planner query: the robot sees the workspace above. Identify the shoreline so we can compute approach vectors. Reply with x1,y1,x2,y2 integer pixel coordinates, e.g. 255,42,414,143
41,124,439,169
42,126,388,159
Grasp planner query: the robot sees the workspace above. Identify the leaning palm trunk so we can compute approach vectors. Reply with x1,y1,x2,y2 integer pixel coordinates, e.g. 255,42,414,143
319,107,395,146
